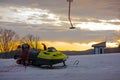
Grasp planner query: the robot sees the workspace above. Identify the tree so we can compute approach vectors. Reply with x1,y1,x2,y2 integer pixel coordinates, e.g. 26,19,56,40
0,28,19,52
21,34,41,50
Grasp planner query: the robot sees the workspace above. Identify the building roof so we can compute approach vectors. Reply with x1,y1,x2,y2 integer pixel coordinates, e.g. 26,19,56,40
92,42,106,47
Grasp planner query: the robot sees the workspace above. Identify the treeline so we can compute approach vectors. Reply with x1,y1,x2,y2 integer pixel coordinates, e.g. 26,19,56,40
0,50,20,58
0,28,42,53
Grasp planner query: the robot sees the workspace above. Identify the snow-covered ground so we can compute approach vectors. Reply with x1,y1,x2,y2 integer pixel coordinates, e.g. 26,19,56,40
0,53,120,80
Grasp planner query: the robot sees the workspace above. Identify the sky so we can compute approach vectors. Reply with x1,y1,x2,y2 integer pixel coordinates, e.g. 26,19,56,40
0,0,120,51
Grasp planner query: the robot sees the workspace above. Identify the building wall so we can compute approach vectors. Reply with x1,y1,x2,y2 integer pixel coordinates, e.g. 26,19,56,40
94,47,105,54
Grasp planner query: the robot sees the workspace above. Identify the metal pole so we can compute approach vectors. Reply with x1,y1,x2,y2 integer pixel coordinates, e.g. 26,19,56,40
67,0,75,29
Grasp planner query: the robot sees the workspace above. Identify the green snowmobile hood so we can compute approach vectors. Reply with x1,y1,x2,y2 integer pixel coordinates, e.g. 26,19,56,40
37,50,68,60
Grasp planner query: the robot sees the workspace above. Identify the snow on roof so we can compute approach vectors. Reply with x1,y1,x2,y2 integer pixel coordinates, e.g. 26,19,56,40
92,42,106,47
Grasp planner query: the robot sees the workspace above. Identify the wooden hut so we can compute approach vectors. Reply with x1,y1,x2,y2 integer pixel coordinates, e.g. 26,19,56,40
92,42,106,54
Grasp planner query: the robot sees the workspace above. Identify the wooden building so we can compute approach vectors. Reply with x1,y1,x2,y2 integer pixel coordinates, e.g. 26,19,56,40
92,42,106,54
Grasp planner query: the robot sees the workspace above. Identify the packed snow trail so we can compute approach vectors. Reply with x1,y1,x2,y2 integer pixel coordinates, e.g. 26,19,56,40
0,53,120,80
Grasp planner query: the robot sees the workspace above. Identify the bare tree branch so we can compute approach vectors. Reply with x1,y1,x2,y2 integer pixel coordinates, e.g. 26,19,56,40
21,34,40,50
0,28,18,52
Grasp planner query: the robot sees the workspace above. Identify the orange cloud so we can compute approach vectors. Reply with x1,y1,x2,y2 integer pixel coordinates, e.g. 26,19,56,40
41,41,119,51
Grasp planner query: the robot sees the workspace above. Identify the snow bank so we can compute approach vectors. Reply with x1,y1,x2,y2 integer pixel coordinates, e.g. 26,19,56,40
0,53,120,80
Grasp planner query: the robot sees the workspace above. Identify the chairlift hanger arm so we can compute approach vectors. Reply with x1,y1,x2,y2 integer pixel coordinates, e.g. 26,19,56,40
67,0,75,29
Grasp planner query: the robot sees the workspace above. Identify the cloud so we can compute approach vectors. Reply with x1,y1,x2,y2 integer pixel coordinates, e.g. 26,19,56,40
107,22,120,25
0,21,119,46
100,19,120,25
0,0,120,46
43,41,118,51
0,0,119,19
43,41,93,51
72,0,120,19
0,16,2,19
0,6,62,26
75,21,120,31
0,0,119,26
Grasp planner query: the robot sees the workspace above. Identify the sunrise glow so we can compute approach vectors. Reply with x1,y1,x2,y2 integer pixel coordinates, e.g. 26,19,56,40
42,41,119,51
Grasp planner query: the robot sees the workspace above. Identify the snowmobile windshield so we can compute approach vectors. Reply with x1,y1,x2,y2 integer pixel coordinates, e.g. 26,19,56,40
48,47,57,52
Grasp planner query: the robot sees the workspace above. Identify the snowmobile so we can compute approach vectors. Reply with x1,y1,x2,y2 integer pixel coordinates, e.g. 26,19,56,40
14,43,68,68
